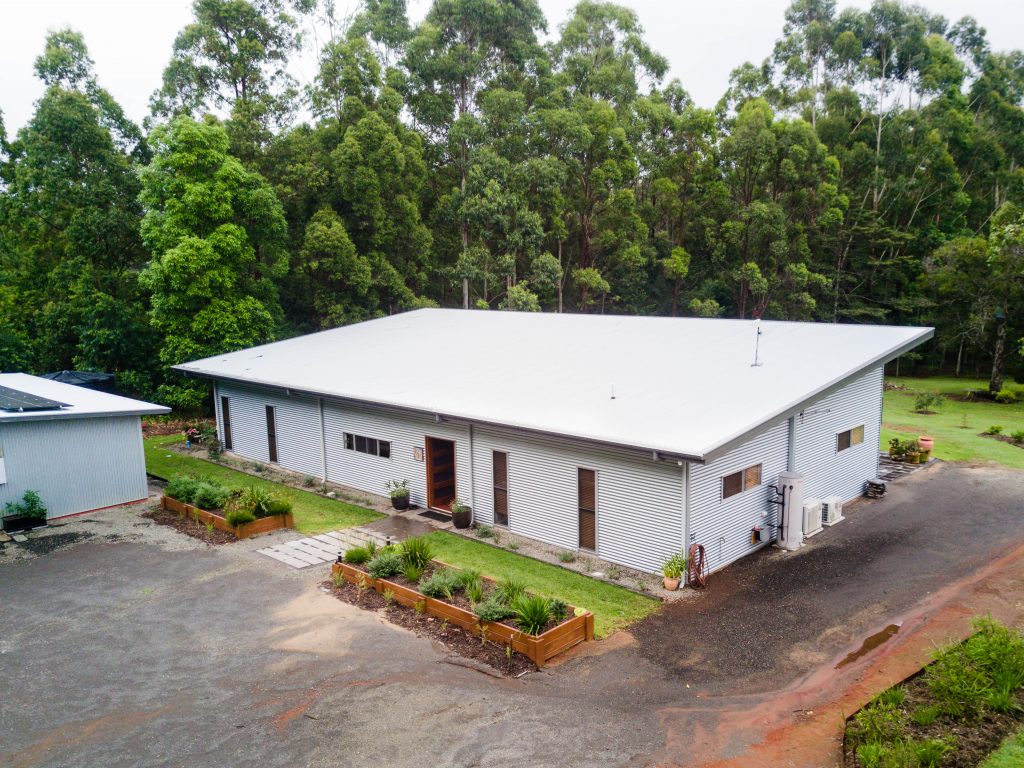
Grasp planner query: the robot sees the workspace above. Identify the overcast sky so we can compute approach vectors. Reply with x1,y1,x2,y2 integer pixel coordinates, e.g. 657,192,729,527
3,0,1023,135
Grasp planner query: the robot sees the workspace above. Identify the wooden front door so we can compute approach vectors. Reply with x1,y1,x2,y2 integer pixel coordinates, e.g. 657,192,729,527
425,437,456,511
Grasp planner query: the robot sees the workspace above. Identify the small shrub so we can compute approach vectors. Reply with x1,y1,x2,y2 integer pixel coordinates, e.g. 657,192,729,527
237,485,274,517
911,737,954,768
847,701,905,747
507,541,520,551
4,489,48,520
413,600,426,614
204,520,215,534
165,475,200,503
367,551,403,580
995,388,1018,404
494,576,527,605
512,595,551,635
474,524,495,539
465,580,485,604
402,561,424,583
265,498,292,516
662,552,687,579
457,568,483,589
1011,430,1024,445
385,479,410,499
606,565,621,580
192,481,231,511
331,570,345,588
876,686,905,707
986,684,1019,713
225,508,255,526
549,598,569,623
365,540,378,558
303,475,318,487
474,597,515,623
986,425,1005,435
910,705,941,727
419,569,460,600
382,588,395,605
558,550,577,563
344,546,372,565
400,536,434,570
856,742,884,768
248,461,265,474
914,391,943,413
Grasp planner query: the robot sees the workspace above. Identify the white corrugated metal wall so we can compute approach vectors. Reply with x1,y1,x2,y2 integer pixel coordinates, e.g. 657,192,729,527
470,426,685,574
0,416,148,519
795,365,884,502
689,420,790,573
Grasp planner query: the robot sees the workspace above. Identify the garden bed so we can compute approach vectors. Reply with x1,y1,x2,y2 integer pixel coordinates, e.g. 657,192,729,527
160,496,293,540
143,504,236,545
979,432,1024,450
331,558,594,668
844,618,1024,767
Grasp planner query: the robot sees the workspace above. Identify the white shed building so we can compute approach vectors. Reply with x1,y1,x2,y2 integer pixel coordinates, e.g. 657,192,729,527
0,374,169,520
176,310,932,574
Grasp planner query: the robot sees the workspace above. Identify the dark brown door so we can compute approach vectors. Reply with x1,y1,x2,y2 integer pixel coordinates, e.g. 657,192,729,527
425,437,456,511
578,468,596,550
493,451,508,526
220,396,232,450
265,405,277,463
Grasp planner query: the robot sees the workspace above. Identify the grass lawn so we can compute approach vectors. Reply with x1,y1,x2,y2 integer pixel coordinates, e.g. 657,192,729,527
144,434,383,534
424,531,659,639
981,725,1024,768
883,376,1024,469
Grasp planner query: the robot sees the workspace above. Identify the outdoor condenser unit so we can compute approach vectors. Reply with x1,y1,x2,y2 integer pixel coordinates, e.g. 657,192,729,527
821,495,845,526
802,498,823,538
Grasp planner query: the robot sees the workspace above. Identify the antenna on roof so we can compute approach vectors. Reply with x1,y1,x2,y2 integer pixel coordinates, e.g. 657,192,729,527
751,319,764,368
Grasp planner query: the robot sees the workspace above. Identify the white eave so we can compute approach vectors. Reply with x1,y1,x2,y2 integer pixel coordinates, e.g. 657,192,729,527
173,309,933,462
0,373,171,423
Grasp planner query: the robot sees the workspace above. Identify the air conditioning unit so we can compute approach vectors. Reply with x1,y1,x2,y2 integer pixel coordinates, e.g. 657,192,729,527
802,498,823,538
821,495,845,526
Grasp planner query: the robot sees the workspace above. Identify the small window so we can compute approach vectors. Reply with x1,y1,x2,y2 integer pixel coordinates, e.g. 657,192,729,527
220,396,232,450
265,405,277,463
722,463,763,500
578,468,596,550
838,425,865,452
343,431,390,458
493,451,508,527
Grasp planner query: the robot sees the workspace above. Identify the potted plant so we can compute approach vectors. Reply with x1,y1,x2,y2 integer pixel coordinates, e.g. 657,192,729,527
918,435,934,453
662,552,687,591
2,490,48,533
450,497,472,529
385,480,410,511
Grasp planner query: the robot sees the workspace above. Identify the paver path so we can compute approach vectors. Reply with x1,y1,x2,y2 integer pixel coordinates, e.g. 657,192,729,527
257,526,390,568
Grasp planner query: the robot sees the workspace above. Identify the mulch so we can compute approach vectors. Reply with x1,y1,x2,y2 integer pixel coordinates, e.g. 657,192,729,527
322,578,537,677
142,506,235,545
844,669,1024,767
979,432,1024,450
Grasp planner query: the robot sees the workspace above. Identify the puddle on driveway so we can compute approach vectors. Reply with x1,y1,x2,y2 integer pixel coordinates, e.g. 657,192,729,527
835,623,902,669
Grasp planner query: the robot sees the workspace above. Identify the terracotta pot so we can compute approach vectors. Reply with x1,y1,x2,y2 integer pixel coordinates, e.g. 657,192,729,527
663,577,681,591
391,493,409,511
918,436,934,453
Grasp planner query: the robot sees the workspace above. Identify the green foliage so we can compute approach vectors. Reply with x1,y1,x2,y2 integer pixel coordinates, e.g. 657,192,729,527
399,536,434,571
914,392,944,414
191,481,231,511
4,490,48,521
986,425,1005,435
385,480,409,499
548,598,569,624
464,579,485,604
662,552,687,579
402,561,424,583
558,550,576,563
910,737,954,768
495,576,527,605
344,546,372,565
236,486,276,518
512,594,551,635
474,524,495,539
1011,430,1024,445
165,474,201,503
367,551,403,580
981,726,1024,768
995,389,1019,404
225,508,256,526
418,568,460,600
473,597,515,623
910,705,941,727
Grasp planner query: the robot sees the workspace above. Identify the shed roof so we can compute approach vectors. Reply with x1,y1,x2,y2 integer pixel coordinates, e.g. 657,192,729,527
0,373,170,423
174,309,932,462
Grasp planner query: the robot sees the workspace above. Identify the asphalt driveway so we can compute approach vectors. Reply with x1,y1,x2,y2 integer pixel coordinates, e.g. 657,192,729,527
1,462,1023,768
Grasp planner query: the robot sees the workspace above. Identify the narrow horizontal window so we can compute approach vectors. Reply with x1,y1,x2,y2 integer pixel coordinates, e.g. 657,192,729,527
837,425,865,452
343,431,390,458
722,463,762,500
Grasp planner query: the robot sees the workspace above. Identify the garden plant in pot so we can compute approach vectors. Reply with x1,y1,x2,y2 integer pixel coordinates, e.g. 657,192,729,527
386,480,410,511
450,497,472,529
2,489,48,533
662,552,687,591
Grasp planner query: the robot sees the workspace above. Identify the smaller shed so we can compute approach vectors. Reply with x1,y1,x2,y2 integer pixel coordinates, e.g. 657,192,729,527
0,373,169,520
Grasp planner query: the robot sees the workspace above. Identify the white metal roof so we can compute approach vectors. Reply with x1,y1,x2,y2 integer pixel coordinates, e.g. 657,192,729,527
0,373,170,423
175,309,932,461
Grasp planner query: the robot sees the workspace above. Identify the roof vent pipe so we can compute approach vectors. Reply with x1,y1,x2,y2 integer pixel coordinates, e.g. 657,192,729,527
751,319,764,368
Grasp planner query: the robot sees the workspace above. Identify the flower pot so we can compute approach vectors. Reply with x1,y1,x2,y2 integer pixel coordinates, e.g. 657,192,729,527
918,436,934,453
663,577,681,591
452,507,472,529
391,493,410,511
2,514,47,533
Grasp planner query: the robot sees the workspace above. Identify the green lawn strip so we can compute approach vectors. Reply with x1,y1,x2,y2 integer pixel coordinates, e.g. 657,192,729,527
424,531,658,639
980,725,1024,768
144,434,382,534
882,376,1024,469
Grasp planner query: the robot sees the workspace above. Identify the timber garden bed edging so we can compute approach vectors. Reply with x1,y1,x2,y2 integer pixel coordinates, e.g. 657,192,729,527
161,496,293,540
331,560,595,667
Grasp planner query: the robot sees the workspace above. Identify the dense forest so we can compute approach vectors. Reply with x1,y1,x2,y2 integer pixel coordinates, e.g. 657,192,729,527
1,0,1023,408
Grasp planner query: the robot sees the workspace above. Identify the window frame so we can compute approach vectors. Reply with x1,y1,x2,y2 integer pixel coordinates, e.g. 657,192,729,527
220,396,232,451
265,405,278,463
343,431,391,459
721,462,763,500
492,450,509,527
837,424,865,453
577,467,598,551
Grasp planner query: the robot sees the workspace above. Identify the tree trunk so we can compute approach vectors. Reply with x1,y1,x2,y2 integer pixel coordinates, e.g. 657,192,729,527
989,315,1008,395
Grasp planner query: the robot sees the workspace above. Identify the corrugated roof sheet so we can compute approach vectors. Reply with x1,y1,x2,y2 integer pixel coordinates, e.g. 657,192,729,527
174,309,932,460
0,373,170,423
